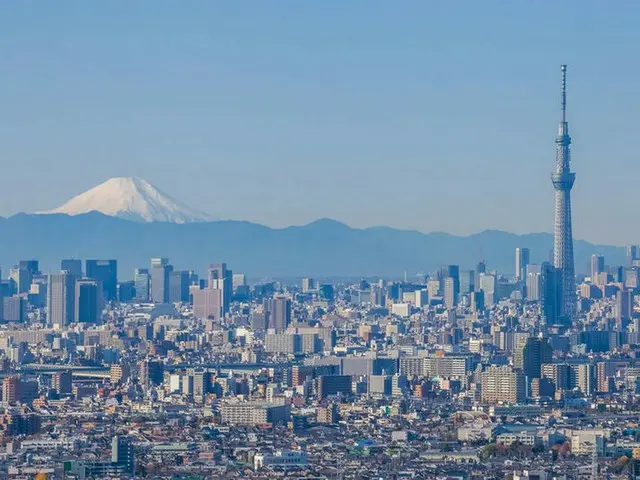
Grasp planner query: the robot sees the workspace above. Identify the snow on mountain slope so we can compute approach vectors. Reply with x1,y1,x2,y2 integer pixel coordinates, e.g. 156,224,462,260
38,177,214,223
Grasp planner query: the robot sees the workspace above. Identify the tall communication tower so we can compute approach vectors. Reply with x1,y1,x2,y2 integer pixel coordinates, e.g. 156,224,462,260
551,64,577,320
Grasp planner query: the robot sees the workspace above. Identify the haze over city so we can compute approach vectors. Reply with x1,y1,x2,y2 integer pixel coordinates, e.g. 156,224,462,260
2,2,640,244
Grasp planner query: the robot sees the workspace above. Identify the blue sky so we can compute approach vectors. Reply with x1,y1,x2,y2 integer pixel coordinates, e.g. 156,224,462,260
1,2,639,244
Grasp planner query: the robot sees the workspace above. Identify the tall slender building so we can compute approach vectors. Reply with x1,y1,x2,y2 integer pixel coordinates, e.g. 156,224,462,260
551,65,576,320
47,271,76,328
515,248,530,281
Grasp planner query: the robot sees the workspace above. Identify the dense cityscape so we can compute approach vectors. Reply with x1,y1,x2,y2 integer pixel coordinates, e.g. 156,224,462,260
0,66,638,480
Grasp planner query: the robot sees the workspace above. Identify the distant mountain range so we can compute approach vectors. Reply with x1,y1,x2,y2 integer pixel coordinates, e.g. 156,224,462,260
0,212,625,278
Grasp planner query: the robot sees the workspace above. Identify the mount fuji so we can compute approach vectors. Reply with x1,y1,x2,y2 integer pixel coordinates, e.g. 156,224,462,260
37,177,213,224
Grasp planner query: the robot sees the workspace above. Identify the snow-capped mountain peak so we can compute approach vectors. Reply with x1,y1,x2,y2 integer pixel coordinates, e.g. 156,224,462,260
38,177,214,223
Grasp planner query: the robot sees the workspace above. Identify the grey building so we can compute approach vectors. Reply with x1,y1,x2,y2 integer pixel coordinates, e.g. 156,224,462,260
192,287,223,320
264,296,292,332
590,254,605,280
150,258,172,304
169,270,190,303
515,247,530,281
47,271,76,328
265,333,302,354
208,263,232,315
3,296,25,322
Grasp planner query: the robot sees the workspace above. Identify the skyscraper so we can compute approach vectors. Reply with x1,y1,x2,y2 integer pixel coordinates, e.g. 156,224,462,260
75,279,100,323
133,268,150,301
518,337,553,381
444,277,457,308
150,258,172,304
627,245,638,268
47,271,76,328
86,259,118,302
515,247,530,281
541,263,563,326
446,265,460,303
61,259,83,277
9,265,32,295
18,260,39,275
551,65,577,320
169,270,190,303
590,254,605,280
526,267,542,301
616,289,633,327
208,263,232,315
264,295,292,332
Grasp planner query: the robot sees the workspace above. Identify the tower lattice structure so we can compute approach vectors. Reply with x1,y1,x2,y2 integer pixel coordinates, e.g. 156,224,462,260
551,64,576,320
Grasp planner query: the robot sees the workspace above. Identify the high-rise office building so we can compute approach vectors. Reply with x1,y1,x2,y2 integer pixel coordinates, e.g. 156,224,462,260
515,248,530,281
627,245,638,268
3,296,25,322
301,278,316,293
460,270,475,294
517,337,552,380
447,265,460,300
47,271,76,328
525,264,542,301
9,265,32,295
590,254,605,281
18,260,39,275
551,65,577,320
117,281,135,302
86,260,118,302
233,273,247,290
150,258,172,304
169,270,190,303
61,259,83,277
264,295,292,332
208,263,232,315
616,290,633,326
470,290,485,313
192,287,223,320
476,261,486,274
478,273,496,306
75,279,100,323
444,277,457,308
133,268,150,301
541,263,563,326
112,436,135,475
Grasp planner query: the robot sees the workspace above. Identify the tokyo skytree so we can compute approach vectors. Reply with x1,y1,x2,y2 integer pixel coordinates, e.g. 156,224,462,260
551,64,576,320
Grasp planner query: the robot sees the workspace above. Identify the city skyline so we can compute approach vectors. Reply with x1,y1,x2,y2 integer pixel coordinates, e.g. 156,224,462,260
2,3,640,244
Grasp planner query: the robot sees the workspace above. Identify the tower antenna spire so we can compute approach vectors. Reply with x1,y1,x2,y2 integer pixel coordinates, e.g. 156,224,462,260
561,64,567,123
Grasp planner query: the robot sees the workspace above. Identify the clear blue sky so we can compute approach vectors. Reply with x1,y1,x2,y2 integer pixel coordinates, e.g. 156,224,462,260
1,1,639,245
